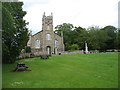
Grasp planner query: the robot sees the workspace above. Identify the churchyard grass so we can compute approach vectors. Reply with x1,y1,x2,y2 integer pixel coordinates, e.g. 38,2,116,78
2,52,118,88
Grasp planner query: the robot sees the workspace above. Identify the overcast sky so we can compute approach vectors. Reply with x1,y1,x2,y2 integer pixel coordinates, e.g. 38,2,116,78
20,0,119,34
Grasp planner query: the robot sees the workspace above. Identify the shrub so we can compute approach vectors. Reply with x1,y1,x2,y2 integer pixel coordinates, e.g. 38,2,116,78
70,44,79,51
25,46,31,53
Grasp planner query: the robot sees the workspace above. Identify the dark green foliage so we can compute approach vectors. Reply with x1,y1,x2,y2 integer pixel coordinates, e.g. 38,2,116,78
87,26,110,50
115,30,120,49
25,46,31,53
69,44,79,51
55,23,74,51
55,24,118,51
2,2,29,63
101,25,117,49
118,30,120,49
73,26,88,50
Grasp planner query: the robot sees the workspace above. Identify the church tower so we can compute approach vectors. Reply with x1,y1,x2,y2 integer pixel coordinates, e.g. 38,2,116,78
41,12,54,54
42,12,53,31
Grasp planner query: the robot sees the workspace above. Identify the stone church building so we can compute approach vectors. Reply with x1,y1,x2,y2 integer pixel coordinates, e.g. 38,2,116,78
27,12,64,55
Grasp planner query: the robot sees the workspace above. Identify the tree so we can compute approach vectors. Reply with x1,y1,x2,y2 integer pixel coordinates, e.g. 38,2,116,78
114,30,120,49
87,26,110,51
55,25,90,51
101,25,117,49
55,23,74,51
87,28,100,50
2,2,29,63
118,30,120,49
55,24,117,51
73,26,88,50
55,23,74,36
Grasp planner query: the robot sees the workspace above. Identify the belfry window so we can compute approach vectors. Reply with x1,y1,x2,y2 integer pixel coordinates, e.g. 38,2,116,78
46,34,51,40
47,25,50,30
35,39,40,48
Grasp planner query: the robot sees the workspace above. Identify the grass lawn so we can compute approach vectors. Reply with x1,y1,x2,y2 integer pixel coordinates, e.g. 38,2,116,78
2,52,118,88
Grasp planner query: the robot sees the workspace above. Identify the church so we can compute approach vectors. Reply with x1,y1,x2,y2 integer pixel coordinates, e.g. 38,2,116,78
27,12,64,55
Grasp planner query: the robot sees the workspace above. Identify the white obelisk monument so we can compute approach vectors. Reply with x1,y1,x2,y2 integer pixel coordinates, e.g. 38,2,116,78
85,41,88,53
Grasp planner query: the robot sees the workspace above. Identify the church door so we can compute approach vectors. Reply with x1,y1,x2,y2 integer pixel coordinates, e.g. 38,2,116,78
54,47,58,54
46,46,51,55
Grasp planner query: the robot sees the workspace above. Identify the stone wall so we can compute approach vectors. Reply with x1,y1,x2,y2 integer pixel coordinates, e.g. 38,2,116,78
61,50,99,55
61,50,84,54
17,50,99,59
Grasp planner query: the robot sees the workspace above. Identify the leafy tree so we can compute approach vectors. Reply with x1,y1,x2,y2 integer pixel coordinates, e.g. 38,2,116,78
55,23,74,36
2,2,29,63
55,24,117,51
101,25,117,49
87,26,110,50
55,23,74,51
115,30,120,49
118,30,120,49
87,29,100,50
73,26,88,50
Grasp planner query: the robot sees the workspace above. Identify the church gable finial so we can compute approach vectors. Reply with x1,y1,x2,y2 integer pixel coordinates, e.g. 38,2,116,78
29,30,32,36
43,12,45,16
51,12,53,16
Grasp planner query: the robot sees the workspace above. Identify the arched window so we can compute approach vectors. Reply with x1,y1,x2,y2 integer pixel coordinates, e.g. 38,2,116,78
55,39,58,48
35,39,40,48
46,34,51,40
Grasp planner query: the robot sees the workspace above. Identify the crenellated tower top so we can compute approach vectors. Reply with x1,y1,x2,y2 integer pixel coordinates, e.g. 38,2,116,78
42,12,53,31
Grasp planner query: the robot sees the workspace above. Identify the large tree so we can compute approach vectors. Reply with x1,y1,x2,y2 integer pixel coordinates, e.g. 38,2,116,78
55,24,118,51
101,25,117,49
2,2,29,63
87,26,110,50
73,26,88,50
55,23,74,51
114,30,120,49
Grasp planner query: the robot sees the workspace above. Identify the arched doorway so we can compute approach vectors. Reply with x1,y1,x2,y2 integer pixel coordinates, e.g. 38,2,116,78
46,46,51,55
54,47,58,54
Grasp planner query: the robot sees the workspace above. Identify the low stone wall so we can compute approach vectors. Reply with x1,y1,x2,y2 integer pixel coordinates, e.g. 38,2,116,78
34,51,49,56
17,50,99,59
17,52,49,60
61,50,99,55
17,53,32,60
89,50,99,53
61,50,84,54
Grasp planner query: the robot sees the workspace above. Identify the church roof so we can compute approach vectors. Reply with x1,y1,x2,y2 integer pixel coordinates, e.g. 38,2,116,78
32,30,43,37
32,30,62,38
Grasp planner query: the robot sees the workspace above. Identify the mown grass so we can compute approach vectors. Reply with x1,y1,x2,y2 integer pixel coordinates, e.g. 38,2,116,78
2,52,118,88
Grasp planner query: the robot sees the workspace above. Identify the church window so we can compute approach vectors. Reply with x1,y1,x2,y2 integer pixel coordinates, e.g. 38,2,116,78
55,39,58,48
35,39,40,48
46,34,51,40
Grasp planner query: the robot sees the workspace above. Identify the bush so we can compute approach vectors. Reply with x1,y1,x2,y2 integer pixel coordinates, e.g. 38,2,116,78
25,46,31,53
70,44,79,51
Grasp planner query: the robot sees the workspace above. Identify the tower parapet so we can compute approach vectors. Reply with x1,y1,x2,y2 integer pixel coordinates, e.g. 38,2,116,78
42,12,53,31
